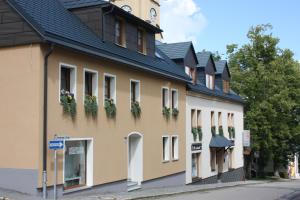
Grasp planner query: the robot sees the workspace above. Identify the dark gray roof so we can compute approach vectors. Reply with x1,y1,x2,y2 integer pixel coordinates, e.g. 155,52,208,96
196,51,212,67
7,0,190,82
210,135,232,148
187,83,244,104
215,60,226,74
60,0,108,9
157,42,193,60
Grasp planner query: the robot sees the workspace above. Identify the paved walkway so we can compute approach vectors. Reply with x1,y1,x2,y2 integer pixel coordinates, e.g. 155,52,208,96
0,180,270,200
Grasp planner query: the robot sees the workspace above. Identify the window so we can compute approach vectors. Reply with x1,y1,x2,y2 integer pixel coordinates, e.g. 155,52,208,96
185,66,192,77
228,149,234,169
59,63,76,100
84,69,98,99
162,136,170,162
130,80,140,103
121,5,132,13
103,74,116,103
137,29,146,54
218,112,222,126
210,149,216,171
231,113,234,127
197,110,201,128
162,87,169,108
171,136,179,160
191,109,196,128
211,111,215,127
115,19,125,46
192,153,200,179
206,74,215,90
227,113,231,127
171,89,178,109
223,80,230,93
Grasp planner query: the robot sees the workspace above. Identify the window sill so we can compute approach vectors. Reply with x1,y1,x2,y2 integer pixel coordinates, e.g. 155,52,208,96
162,160,170,163
137,51,147,56
115,43,127,48
172,159,179,162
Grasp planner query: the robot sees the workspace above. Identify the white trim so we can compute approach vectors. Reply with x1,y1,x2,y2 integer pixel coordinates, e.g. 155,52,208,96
83,68,99,104
103,73,117,106
171,88,179,109
171,135,179,161
129,79,141,109
62,137,94,190
127,132,143,185
161,87,170,109
59,63,77,102
162,135,170,162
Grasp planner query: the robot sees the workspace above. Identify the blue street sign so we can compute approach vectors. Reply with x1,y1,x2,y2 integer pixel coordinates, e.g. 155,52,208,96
49,140,64,150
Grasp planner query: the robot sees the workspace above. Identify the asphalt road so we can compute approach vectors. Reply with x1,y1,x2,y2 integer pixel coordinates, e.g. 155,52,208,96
154,180,300,200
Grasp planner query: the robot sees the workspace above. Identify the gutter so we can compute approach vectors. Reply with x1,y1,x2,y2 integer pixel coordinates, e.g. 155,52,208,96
42,43,54,199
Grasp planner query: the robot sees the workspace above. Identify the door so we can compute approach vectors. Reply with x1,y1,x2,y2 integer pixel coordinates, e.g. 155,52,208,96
128,133,143,184
217,149,224,174
192,153,200,180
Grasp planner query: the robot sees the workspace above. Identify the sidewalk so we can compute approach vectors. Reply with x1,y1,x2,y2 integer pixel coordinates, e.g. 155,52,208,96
0,180,268,200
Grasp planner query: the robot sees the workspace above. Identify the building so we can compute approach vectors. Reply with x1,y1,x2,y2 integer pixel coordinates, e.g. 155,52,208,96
0,0,190,196
111,0,162,40
157,43,245,184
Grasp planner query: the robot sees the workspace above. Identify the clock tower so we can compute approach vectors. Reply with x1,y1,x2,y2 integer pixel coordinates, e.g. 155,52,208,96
111,0,162,40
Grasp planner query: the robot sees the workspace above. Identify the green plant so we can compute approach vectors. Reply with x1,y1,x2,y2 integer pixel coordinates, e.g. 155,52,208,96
84,95,98,118
131,101,141,118
192,127,198,141
228,127,235,139
162,107,171,118
219,125,224,136
60,90,76,118
211,126,216,137
104,98,116,118
172,108,179,118
197,126,202,141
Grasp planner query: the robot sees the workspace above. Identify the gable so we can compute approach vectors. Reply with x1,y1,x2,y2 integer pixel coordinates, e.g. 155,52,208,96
222,65,230,80
205,56,215,75
0,0,41,47
184,46,197,68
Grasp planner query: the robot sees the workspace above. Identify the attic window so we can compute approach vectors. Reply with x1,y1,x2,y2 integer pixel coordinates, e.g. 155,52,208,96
115,19,125,46
223,80,230,93
206,74,214,90
137,28,146,54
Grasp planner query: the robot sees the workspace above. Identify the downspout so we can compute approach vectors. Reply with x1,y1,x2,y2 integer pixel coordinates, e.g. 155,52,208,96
43,43,54,199
102,4,115,41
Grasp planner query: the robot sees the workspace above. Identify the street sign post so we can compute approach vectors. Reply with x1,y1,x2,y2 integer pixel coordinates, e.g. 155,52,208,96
49,139,64,200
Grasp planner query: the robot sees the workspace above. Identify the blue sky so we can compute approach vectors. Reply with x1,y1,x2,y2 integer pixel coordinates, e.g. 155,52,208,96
161,0,300,60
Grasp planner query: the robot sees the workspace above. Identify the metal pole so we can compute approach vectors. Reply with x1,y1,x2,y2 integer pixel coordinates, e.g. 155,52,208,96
54,150,57,200
43,170,47,199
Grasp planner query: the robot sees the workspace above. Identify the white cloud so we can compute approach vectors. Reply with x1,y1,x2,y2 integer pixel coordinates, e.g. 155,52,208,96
160,0,207,45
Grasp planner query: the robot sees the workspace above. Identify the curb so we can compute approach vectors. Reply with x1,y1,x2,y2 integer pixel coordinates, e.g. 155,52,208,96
121,181,270,200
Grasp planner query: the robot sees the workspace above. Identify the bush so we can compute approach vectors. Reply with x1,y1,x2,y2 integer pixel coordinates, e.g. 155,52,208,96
162,107,171,118
60,90,76,119
131,101,141,118
172,108,179,118
84,95,98,118
104,99,116,118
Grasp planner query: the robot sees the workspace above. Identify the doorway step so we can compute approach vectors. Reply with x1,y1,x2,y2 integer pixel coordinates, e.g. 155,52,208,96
127,180,141,192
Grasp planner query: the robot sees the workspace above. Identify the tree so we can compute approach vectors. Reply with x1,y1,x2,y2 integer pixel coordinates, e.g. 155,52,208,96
227,24,300,177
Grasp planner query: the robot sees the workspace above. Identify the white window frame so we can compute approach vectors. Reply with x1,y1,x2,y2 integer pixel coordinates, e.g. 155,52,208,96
171,89,179,109
83,68,99,104
103,73,117,106
171,135,179,161
59,62,77,102
130,79,141,108
162,135,170,162
185,66,191,77
62,137,94,189
161,87,169,109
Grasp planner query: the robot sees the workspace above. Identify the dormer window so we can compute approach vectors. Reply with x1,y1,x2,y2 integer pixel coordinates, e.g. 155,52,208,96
115,19,125,46
185,66,192,77
137,28,146,54
206,74,214,90
223,80,230,93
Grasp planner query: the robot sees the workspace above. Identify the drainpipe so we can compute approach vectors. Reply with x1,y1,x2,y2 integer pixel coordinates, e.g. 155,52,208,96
102,4,115,41
43,43,54,199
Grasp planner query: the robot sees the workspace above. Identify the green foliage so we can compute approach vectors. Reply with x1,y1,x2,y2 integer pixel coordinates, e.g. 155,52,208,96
131,101,141,118
192,127,198,141
104,99,116,118
84,95,98,118
219,126,224,136
227,24,300,173
162,107,171,118
172,108,179,118
197,126,203,141
211,126,216,137
228,127,235,139
60,90,76,119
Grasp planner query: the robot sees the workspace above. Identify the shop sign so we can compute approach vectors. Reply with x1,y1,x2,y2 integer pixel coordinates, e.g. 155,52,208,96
191,143,202,151
243,130,251,147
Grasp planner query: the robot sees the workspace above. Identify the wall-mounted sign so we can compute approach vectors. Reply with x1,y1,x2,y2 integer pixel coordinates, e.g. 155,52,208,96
243,130,251,147
191,143,202,151
49,140,64,150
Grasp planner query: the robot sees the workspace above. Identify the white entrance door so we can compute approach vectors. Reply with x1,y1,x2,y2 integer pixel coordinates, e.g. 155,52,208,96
128,133,143,185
